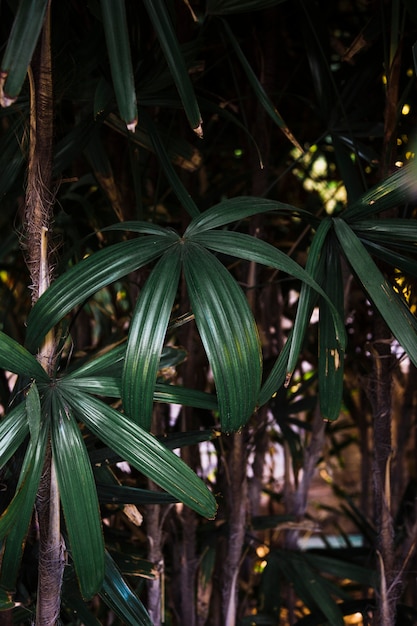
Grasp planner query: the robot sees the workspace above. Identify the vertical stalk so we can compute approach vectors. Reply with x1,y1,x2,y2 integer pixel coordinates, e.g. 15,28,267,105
222,432,248,626
146,502,164,626
368,324,396,626
23,2,65,623
146,405,169,626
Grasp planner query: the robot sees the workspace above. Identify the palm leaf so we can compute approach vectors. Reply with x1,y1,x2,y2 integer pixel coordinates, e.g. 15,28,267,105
26,381,41,441
258,329,293,406
182,241,262,431
0,418,47,592
122,245,182,429
276,552,345,626
352,218,417,243
0,402,29,469
334,218,417,367
142,0,203,135
0,414,47,541
318,235,345,421
105,113,202,173
100,0,138,131
96,482,177,505
51,392,105,599
361,239,417,278
221,19,302,151
192,228,346,357
61,389,217,519
100,551,152,626
141,110,200,218
184,196,316,237
154,382,218,411
60,375,218,411
342,161,417,221
0,331,49,382
288,218,333,377
26,235,176,352
303,552,377,588
0,0,49,104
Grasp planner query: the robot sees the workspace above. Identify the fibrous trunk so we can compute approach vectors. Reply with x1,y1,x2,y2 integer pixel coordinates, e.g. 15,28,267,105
24,3,65,624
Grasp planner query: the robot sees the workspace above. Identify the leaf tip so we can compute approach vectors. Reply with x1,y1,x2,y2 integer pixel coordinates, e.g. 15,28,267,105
0,71,16,108
194,120,203,138
284,372,292,388
127,118,138,133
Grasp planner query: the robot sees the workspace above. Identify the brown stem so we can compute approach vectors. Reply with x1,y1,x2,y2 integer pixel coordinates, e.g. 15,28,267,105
221,432,248,626
368,321,396,626
36,449,65,626
24,3,65,624
286,404,326,551
146,503,164,626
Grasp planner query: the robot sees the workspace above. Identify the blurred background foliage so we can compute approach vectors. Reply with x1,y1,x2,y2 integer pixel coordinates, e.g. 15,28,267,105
1,0,417,625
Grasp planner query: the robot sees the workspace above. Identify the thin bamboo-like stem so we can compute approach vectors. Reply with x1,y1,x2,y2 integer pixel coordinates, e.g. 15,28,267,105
23,2,65,623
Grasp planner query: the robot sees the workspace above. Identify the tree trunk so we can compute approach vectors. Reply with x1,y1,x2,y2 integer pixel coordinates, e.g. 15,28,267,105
23,3,65,624
222,432,248,626
368,319,396,626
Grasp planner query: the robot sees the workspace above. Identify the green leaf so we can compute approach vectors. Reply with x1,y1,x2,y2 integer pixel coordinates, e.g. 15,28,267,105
190,229,324,295
182,241,262,431
141,110,201,218
0,0,49,104
334,218,417,367
62,571,103,626
159,428,217,450
26,235,176,352
62,390,217,519
361,239,417,278
191,228,346,355
0,416,47,541
184,196,316,237
65,340,186,381
303,552,377,588
100,551,152,626
60,376,121,398
331,133,365,204
100,0,138,131
0,402,29,469
318,236,345,421
109,551,156,579
105,112,202,172
102,220,180,237
154,383,218,411
0,419,48,592
66,341,127,379
51,393,105,599
26,381,41,441
0,331,49,382
142,0,203,135
97,482,177,505
352,218,417,243
221,19,301,150
288,218,333,377
258,330,293,406
60,375,218,411
276,551,345,626
123,247,182,429
343,161,417,221
0,115,25,196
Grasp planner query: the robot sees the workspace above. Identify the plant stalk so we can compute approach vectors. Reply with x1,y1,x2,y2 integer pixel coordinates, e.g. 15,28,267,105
24,2,65,623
